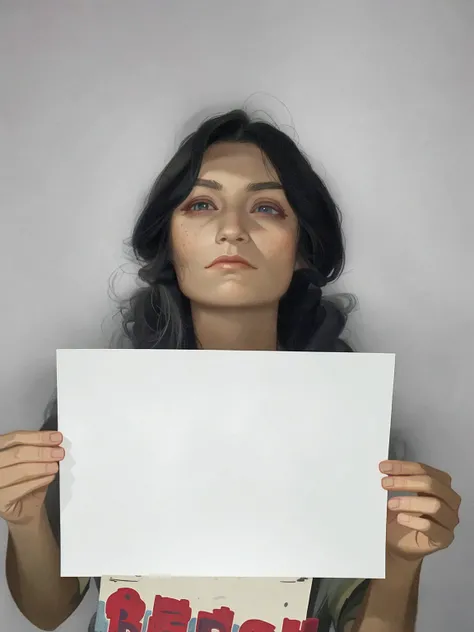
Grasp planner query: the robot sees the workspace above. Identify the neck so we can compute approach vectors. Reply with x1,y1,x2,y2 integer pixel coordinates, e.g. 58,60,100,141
191,303,279,351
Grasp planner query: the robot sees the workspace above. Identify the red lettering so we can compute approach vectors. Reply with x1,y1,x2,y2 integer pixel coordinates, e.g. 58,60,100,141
147,596,192,632
105,588,146,632
240,619,275,632
196,606,235,632
282,618,319,632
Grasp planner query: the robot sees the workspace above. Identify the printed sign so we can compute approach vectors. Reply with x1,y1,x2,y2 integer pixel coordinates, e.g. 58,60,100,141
95,576,317,632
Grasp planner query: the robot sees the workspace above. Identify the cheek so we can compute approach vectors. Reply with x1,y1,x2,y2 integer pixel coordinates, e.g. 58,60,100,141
263,229,298,267
170,219,194,268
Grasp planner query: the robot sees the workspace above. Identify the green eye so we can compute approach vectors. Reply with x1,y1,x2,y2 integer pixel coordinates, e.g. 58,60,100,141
190,201,212,211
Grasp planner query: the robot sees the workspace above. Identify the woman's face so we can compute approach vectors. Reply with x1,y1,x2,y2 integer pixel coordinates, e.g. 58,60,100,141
170,142,299,308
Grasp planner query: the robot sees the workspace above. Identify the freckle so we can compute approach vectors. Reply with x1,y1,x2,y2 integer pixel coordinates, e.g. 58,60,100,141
284,602,288,608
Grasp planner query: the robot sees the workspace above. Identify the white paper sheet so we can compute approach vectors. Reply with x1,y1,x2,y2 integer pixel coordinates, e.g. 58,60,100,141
57,349,394,579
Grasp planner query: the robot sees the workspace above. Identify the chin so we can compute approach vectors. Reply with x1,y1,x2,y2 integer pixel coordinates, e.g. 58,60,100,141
183,281,288,309
194,291,282,309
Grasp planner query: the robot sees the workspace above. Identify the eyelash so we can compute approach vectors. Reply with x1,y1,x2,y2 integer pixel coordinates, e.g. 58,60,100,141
184,199,287,218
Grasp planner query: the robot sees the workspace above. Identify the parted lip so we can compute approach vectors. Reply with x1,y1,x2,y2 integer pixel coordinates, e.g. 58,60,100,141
205,255,256,269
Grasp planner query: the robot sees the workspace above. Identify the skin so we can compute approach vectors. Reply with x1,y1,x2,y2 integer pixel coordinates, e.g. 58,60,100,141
350,461,461,631
170,141,299,351
1,141,461,631
1,431,79,630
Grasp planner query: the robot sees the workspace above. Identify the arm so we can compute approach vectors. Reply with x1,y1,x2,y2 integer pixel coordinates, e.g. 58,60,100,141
6,506,83,631
351,457,461,632
349,556,422,632
3,407,89,630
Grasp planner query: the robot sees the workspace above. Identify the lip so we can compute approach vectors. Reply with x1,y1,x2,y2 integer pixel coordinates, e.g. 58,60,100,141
206,255,255,269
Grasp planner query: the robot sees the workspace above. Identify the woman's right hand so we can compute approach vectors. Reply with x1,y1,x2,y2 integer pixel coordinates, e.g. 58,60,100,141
0,431,65,525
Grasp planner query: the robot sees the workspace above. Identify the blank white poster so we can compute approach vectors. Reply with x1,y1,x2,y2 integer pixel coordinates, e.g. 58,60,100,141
56,349,395,579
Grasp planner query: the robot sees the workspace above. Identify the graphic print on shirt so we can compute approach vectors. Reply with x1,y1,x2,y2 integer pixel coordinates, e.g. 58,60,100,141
94,576,317,632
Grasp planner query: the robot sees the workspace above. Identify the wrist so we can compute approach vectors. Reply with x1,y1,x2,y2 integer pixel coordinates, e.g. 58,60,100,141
8,507,50,539
384,552,423,586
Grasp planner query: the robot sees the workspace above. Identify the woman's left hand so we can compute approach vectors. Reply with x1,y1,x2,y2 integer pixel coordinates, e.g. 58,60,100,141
379,460,461,562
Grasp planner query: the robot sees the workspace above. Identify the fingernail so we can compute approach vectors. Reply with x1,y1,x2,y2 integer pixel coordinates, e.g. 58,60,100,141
51,447,64,458
388,498,400,509
50,432,62,442
383,477,394,487
380,462,392,473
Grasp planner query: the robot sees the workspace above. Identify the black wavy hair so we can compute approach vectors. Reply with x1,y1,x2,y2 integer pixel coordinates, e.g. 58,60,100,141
118,109,352,352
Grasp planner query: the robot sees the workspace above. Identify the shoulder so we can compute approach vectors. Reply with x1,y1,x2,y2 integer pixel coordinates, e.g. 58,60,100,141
333,339,353,353
309,578,370,631
40,394,58,432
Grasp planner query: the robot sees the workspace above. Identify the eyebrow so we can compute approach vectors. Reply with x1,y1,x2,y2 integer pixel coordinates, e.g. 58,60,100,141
195,178,283,192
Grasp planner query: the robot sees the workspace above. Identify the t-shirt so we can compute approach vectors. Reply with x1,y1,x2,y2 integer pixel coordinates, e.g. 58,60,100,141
78,576,370,632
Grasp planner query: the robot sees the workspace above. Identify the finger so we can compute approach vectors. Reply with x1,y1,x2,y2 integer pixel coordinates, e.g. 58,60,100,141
379,460,452,486
0,431,63,451
388,495,459,531
396,513,454,548
0,462,59,490
382,475,460,513
0,445,65,469
0,474,56,509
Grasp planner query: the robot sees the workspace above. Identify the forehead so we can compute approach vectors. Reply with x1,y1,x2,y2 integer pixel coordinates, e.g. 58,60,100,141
199,142,280,184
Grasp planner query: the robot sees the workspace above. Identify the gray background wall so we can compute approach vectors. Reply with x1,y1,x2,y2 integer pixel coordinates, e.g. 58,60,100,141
1,1,472,630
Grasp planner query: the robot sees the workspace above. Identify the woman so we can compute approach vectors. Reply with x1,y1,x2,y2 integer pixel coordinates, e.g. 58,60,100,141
1,110,461,632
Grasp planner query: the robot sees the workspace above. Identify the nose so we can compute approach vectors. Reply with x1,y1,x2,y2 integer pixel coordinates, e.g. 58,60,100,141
215,211,250,245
